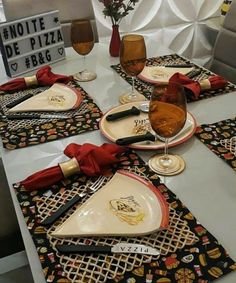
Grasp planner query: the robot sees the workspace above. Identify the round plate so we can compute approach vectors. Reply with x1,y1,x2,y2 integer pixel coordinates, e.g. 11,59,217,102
138,66,193,84
100,101,197,150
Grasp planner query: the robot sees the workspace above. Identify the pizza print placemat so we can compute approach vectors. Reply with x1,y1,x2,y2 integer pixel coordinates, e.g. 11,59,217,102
13,150,236,282
195,117,236,172
111,54,236,103
0,81,102,150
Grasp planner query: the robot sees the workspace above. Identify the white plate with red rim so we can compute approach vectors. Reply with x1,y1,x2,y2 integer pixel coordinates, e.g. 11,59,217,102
138,66,193,84
52,170,169,237
99,102,197,150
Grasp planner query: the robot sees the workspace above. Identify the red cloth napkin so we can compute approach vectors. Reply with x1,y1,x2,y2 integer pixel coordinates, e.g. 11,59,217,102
0,65,73,92
169,73,228,100
21,143,126,191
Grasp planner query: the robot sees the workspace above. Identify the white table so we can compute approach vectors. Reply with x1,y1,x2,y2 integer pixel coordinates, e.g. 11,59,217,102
0,42,236,283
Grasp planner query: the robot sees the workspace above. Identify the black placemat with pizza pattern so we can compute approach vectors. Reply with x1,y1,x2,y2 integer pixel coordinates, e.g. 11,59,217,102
0,80,102,150
111,54,236,103
195,117,236,172
13,150,236,283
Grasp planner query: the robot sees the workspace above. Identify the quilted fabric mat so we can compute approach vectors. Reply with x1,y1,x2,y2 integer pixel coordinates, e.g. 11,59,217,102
0,80,102,150
13,150,236,283
195,116,236,172
111,54,236,103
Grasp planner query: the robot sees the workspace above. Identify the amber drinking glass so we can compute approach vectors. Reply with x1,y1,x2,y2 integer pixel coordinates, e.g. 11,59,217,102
71,19,96,81
119,34,146,104
148,82,187,176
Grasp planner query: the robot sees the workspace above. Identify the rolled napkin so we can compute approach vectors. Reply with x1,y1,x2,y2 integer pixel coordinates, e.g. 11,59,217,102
21,143,126,191
169,72,228,100
0,65,73,92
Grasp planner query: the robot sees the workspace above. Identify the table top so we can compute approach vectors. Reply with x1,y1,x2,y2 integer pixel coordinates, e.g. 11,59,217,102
0,42,236,283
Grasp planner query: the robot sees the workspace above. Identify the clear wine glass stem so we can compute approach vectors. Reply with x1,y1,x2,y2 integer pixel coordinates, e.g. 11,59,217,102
164,138,169,157
83,56,86,71
161,138,172,168
131,76,136,98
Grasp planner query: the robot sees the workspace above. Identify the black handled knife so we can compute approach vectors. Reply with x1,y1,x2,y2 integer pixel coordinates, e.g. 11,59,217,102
164,64,194,68
56,243,160,256
5,93,34,108
116,132,156,146
106,106,140,121
186,68,201,79
41,194,85,226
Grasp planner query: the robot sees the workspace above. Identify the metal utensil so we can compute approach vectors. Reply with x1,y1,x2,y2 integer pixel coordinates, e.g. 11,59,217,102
106,102,149,121
0,114,70,120
116,122,192,146
163,64,194,68
186,69,201,79
56,243,160,256
5,93,34,108
116,132,156,146
41,175,107,226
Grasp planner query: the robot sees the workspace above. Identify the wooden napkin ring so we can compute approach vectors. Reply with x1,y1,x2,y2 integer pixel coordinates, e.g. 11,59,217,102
59,157,80,178
24,75,38,87
199,79,211,90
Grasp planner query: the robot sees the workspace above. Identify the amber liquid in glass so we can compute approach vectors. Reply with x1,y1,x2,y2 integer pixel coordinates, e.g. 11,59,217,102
120,34,146,77
148,82,187,176
70,19,96,82
119,34,146,103
72,41,94,56
149,101,186,139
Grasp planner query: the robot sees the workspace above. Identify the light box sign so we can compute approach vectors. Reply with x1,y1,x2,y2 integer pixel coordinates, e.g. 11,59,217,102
0,10,65,77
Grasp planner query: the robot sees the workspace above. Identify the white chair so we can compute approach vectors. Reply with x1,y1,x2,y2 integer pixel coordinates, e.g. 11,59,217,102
209,0,236,84
2,0,98,47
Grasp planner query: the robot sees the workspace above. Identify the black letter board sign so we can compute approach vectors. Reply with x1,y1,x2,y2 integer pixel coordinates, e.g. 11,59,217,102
0,10,65,77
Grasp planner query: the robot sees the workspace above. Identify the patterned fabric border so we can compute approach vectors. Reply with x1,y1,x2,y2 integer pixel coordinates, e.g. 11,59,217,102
195,117,236,172
13,150,236,283
111,54,236,103
0,81,102,150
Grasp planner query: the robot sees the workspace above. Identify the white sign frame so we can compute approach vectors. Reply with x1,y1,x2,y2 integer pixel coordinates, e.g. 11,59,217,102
0,10,65,77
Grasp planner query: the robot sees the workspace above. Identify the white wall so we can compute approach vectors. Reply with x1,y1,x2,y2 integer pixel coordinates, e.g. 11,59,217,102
92,0,223,66
0,0,6,22
0,1,223,65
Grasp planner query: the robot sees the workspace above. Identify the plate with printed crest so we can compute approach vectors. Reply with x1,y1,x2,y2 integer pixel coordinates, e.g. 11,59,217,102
99,101,196,150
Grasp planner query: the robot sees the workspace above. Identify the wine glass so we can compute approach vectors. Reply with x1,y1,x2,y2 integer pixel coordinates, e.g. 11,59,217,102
119,34,146,104
148,82,187,176
71,19,97,82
